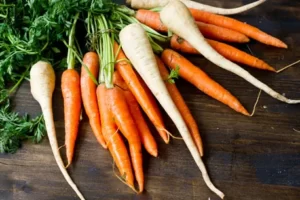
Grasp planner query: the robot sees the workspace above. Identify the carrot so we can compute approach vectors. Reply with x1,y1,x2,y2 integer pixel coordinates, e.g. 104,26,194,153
160,1,300,104
119,23,224,199
170,35,276,72
81,52,107,148
162,49,250,116
155,56,204,156
30,61,85,200
61,69,81,167
195,21,249,43
106,86,144,193
189,8,287,48
113,71,158,157
97,84,134,188
129,0,266,15
62,13,81,167
114,42,169,143
135,9,168,32
135,9,249,43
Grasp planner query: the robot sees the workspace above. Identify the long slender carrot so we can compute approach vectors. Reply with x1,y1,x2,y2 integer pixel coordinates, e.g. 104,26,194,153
97,84,134,188
161,49,250,116
135,9,249,43
114,42,169,144
81,52,107,148
113,71,158,157
155,56,204,156
61,69,81,167
189,8,288,48
106,86,144,193
170,35,276,72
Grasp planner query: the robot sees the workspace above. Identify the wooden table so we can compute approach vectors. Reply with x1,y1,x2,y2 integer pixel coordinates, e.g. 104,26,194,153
1,0,300,199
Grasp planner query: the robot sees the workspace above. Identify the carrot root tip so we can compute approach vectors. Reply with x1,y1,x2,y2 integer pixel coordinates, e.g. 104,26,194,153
112,161,138,193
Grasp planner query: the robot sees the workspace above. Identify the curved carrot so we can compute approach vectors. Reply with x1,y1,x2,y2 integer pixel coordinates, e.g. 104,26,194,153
113,71,158,157
61,69,81,167
114,42,169,144
161,49,250,116
155,56,204,156
81,52,107,148
97,84,134,188
189,8,288,48
170,35,276,72
106,86,144,193
135,9,249,43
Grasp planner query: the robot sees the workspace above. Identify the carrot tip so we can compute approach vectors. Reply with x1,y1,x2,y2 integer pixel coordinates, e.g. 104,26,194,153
65,162,71,169
158,128,171,144
244,38,250,43
150,149,158,157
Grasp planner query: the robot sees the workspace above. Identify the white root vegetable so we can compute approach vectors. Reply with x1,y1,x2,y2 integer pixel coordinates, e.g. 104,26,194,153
30,61,85,200
119,23,225,199
181,0,266,15
160,0,300,104
128,0,266,15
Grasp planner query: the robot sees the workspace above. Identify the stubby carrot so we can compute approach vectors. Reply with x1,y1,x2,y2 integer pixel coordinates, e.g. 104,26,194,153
114,42,169,144
61,69,81,167
189,8,287,48
162,49,250,116
113,71,158,157
170,35,276,72
106,86,144,193
81,52,107,148
97,84,134,188
155,56,204,156
135,9,249,43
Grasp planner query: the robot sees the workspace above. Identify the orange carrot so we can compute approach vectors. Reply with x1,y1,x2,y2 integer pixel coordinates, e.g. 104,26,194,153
135,9,249,43
81,52,107,148
155,56,204,156
106,86,144,193
161,49,250,116
189,8,288,48
113,71,158,157
97,84,134,188
61,69,81,167
196,21,249,43
136,9,168,32
170,35,276,72
114,42,169,144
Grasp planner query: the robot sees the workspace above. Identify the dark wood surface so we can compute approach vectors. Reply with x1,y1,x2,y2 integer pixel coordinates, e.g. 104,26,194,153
1,0,300,199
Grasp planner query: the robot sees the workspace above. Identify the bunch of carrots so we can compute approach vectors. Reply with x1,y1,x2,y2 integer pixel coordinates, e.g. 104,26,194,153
28,0,300,200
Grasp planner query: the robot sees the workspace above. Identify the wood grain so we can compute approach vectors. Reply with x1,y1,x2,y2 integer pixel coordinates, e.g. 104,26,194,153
1,0,300,200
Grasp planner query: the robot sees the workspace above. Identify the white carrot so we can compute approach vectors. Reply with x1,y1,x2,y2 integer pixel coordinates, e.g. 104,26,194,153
30,61,85,200
127,0,266,15
119,23,225,199
160,0,300,104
